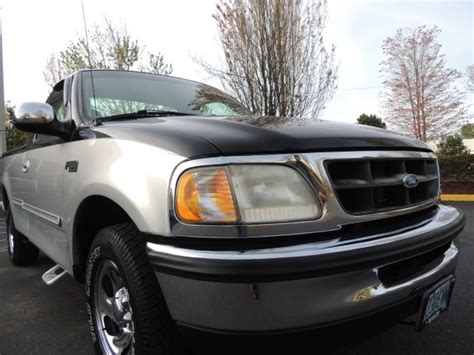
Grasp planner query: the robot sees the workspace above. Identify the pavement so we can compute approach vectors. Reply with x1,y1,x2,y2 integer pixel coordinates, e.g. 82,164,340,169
0,202,473,354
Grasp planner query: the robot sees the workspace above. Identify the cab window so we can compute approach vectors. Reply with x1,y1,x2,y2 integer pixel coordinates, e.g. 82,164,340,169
47,80,67,122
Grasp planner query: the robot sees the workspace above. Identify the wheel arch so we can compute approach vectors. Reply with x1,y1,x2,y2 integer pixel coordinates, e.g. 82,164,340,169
2,185,9,211
1,171,13,212
72,195,137,281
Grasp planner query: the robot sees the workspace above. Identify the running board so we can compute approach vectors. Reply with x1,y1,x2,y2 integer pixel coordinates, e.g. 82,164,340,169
42,264,68,286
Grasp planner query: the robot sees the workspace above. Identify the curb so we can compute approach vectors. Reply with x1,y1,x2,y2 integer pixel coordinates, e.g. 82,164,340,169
441,194,474,202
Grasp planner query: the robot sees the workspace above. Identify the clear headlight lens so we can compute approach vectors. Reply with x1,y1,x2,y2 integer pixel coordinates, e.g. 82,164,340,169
175,164,322,224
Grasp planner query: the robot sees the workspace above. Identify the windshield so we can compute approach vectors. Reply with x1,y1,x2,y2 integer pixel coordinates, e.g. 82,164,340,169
81,70,252,121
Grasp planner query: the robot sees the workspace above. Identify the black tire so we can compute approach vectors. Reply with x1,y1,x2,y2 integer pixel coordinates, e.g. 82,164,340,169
6,208,40,266
85,223,183,355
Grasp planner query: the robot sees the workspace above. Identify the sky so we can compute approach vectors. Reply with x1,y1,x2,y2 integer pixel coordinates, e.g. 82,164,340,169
0,0,473,124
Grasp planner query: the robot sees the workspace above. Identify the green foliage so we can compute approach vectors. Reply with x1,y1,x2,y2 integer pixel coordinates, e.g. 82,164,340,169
356,113,386,129
437,134,470,157
438,155,474,182
461,123,474,139
4,105,29,151
44,18,172,87
6,125,29,151
437,134,473,181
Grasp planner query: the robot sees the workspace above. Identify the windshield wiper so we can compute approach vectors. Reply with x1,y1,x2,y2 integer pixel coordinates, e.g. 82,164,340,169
101,109,194,122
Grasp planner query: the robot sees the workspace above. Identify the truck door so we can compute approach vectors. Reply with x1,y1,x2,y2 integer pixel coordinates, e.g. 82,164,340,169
6,149,30,236
20,81,70,266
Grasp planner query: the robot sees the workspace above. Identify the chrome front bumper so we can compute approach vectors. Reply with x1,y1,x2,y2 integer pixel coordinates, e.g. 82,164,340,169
147,205,464,332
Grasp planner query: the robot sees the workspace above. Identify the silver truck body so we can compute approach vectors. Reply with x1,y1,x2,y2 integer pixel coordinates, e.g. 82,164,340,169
2,138,184,270
1,70,465,340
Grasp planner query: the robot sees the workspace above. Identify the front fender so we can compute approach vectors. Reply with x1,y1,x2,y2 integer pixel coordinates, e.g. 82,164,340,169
63,138,187,237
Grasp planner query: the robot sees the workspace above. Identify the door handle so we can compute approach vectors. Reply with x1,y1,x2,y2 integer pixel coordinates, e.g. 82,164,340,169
22,160,30,173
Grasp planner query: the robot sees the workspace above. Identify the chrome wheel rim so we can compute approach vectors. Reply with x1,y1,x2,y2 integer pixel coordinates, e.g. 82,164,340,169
94,259,135,354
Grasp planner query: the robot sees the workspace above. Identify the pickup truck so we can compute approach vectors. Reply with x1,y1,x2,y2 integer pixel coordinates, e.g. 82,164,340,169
1,69,465,354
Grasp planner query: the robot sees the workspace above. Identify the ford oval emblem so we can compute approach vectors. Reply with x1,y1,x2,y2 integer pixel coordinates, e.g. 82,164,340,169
403,174,419,188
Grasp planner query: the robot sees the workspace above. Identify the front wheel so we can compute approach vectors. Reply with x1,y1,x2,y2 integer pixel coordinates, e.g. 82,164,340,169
85,224,183,355
6,208,39,266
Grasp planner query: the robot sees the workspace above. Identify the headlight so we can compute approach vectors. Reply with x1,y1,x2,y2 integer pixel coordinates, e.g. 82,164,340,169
175,164,322,224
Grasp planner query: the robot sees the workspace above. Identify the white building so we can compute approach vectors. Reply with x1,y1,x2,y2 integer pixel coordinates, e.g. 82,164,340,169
427,139,474,154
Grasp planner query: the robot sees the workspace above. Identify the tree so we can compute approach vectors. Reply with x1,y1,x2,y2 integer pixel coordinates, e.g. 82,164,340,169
437,134,470,157
357,113,386,129
467,65,474,92
437,134,472,181
5,103,29,150
44,18,172,87
461,123,474,139
380,26,468,142
197,0,337,119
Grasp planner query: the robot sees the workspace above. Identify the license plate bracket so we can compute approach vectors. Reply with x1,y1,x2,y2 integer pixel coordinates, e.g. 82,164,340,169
416,275,455,331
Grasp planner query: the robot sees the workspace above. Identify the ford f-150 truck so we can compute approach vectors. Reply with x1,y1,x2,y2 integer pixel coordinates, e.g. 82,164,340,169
1,69,465,354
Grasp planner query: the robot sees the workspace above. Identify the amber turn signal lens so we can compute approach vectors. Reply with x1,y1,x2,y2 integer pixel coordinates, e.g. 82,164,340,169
176,171,201,222
176,167,237,223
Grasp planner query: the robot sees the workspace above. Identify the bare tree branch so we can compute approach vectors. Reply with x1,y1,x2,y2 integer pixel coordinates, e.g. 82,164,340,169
380,26,469,142
196,0,337,119
466,65,474,93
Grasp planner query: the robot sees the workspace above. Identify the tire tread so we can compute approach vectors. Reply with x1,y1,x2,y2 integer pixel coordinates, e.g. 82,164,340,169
88,223,183,355
6,209,39,266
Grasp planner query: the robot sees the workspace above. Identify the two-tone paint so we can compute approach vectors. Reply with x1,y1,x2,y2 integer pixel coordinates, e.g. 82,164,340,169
0,70,465,336
0,70,436,275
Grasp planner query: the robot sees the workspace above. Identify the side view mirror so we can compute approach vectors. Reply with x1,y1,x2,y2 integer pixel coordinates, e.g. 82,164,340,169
12,102,71,140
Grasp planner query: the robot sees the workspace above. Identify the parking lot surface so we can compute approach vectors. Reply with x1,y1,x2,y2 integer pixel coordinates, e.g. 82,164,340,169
0,202,473,354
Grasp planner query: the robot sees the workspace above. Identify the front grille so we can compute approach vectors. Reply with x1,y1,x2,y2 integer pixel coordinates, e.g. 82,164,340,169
325,158,439,214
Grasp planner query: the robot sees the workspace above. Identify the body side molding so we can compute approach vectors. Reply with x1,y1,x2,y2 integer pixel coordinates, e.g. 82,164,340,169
12,198,62,226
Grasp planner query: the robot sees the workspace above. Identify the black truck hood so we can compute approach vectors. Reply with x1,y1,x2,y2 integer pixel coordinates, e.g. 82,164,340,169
95,115,431,158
